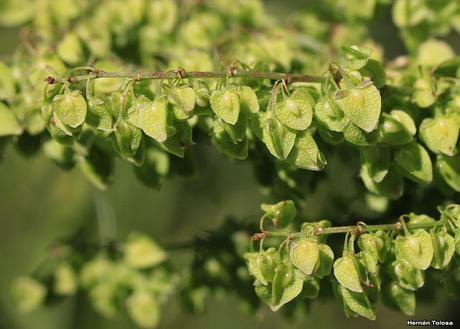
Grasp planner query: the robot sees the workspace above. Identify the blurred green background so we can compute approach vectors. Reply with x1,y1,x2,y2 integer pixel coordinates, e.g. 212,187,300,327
0,1,458,328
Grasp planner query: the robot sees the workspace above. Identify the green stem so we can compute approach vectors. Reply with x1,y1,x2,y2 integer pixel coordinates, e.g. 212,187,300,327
260,220,447,239
49,70,324,84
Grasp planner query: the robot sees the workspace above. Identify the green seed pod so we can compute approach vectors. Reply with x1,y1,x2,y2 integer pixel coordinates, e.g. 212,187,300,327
395,230,434,270
275,89,314,130
334,255,363,293
260,200,297,229
54,262,78,296
210,88,240,125
388,259,424,291
123,233,167,269
420,116,459,156
394,142,433,184
384,282,415,316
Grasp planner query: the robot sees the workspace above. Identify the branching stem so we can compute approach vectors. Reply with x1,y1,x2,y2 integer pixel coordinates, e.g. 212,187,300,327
47,69,324,84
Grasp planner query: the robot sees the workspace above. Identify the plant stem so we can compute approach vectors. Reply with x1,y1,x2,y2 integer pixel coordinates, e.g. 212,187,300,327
261,220,447,239
50,70,324,84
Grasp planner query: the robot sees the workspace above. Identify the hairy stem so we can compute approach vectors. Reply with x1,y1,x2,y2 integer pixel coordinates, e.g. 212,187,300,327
48,69,324,84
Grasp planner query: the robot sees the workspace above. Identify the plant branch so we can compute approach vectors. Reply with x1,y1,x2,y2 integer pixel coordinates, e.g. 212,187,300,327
253,219,447,240
47,69,324,84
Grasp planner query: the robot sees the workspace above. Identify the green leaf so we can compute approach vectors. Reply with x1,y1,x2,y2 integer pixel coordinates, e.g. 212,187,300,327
169,86,196,120
388,259,424,291
377,111,415,145
339,46,372,71
385,282,415,316
57,33,84,65
430,230,455,269
270,265,303,311
86,97,113,132
394,142,433,184
286,130,327,171
334,255,363,293
275,89,313,130
343,122,378,146
238,86,259,113
212,124,248,160
260,200,297,229
0,103,22,136
126,291,160,328
314,97,349,132
77,146,114,190
313,244,334,279
290,239,319,275
337,84,381,133
253,112,296,160
361,147,390,183
361,164,405,199
123,233,167,269
129,97,169,142
395,230,433,270
360,59,386,89
53,90,87,128
210,89,240,124
54,263,77,296
113,119,143,160
244,252,268,285
436,154,460,192
339,285,376,320
0,61,15,100
420,116,459,156
11,277,46,313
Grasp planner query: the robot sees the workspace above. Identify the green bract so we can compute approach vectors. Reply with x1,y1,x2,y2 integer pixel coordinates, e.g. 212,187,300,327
436,154,460,192
394,142,433,184
53,90,87,128
336,84,381,133
334,255,363,293
420,116,459,156
290,239,319,275
287,131,326,171
128,97,169,143
210,89,240,125
123,233,167,269
275,89,313,130
260,200,297,228
395,230,433,270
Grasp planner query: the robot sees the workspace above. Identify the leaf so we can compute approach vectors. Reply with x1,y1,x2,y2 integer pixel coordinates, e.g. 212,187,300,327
238,86,259,113
290,239,319,275
361,164,405,199
360,59,386,88
129,97,169,142
394,142,433,184
339,46,372,71
420,116,459,156
10,277,46,313
275,89,313,130
436,154,460,192
53,90,87,128
314,97,349,132
395,230,433,270
123,233,167,269
260,200,297,229
385,282,415,316
54,263,77,296
169,86,196,120
430,230,455,269
339,285,376,320
212,124,248,160
377,112,415,145
270,267,303,311
210,89,240,124
313,244,334,279
388,259,424,291
334,255,363,293
86,97,113,132
77,146,114,190
253,112,296,159
126,291,160,328
343,122,378,146
361,147,390,183
286,130,327,170
0,61,15,100
337,84,381,133
0,103,22,136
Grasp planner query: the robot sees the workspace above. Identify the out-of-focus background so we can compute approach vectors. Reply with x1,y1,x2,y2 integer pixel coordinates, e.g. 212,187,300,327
1,1,459,328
